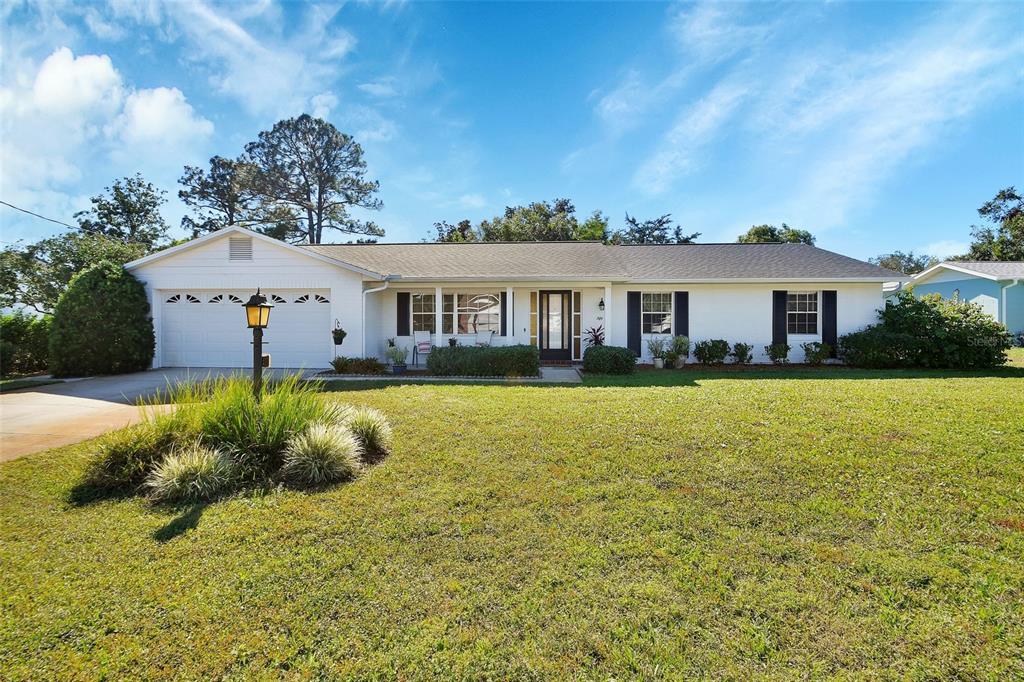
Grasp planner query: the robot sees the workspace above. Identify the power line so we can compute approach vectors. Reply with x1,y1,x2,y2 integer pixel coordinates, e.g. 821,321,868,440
0,200,75,229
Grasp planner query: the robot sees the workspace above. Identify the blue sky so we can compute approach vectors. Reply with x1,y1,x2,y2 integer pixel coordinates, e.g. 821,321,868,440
1,1,1022,259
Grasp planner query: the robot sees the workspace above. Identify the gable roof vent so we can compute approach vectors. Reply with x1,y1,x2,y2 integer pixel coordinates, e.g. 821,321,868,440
229,236,253,261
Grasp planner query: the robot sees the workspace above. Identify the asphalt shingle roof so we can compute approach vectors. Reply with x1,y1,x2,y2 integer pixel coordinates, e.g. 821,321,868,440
301,242,907,282
937,261,1024,279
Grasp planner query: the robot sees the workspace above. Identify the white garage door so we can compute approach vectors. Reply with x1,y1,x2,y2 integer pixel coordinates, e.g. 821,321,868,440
160,290,332,368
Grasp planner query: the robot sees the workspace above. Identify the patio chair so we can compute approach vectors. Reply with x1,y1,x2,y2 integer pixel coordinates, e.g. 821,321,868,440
475,330,494,347
412,330,432,365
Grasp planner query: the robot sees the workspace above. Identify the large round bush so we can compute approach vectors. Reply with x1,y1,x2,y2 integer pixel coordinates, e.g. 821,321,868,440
582,345,636,374
839,291,1011,369
49,261,154,377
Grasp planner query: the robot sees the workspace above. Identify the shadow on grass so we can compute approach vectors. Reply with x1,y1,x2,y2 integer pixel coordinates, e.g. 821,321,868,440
66,480,137,507
152,502,208,543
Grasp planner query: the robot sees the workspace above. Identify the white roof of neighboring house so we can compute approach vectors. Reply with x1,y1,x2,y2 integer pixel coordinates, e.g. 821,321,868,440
913,260,1024,283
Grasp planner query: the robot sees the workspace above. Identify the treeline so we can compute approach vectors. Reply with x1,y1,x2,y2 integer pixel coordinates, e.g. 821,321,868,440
2,115,381,315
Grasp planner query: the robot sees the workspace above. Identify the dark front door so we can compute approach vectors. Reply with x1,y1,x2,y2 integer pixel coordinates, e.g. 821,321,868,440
538,290,571,361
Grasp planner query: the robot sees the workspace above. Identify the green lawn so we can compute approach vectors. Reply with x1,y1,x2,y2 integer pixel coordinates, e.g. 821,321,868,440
2,361,1023,679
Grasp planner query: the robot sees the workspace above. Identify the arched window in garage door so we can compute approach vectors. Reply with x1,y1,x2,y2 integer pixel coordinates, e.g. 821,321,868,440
294,294,330,303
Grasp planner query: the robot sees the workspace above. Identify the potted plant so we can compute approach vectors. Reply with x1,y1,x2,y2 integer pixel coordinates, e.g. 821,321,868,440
448,337,458,348
670,335,689,368
332,321,347,346
664,349,679,368
384,344,409,374
646,338,667,369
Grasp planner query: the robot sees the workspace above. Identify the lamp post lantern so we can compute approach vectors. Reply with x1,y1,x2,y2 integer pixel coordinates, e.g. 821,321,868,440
242,288,273,399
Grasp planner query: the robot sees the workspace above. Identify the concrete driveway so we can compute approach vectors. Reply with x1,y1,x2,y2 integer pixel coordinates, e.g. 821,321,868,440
0,368,314,463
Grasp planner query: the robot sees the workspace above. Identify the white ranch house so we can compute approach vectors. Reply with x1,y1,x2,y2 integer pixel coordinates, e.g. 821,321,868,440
126,226,908,367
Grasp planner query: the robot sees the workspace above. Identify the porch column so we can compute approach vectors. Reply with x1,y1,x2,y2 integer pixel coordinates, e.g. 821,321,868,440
506,286,514,343
604,284,613,345
435,286,444,349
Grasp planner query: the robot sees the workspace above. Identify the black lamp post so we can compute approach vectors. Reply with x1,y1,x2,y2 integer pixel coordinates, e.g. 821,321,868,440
242,288,273,399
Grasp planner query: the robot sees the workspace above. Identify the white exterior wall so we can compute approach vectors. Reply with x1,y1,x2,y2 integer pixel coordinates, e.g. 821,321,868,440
608,282,883,363
130,234,365,368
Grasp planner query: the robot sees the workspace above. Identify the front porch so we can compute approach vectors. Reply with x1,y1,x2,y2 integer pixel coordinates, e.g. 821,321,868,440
365,282,611,364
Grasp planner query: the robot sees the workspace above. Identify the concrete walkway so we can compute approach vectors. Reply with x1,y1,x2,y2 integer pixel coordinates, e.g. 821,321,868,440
317,366,583,384
0,368,312,463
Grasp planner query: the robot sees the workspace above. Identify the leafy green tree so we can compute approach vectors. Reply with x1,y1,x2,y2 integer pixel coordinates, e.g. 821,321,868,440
479,198,580,241
610,214,700,244
958,187,1024,261
576,210,609,241
178,156,261,237
245,114,383,244
868,251,937,275
737,223,815,245
434,219,479,242
74,173,169,248
49,261,154,377
0,234,148,314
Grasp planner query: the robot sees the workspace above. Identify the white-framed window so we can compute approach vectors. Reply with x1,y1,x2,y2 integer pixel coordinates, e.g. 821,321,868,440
787,291,818,334
412,293,435,333
440,292,500,334
641,292,672,334
294,294,329,303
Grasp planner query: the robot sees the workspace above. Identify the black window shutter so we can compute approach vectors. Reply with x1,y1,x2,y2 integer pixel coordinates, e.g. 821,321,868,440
822,290,837,357
396,292,410,336
500,292,507,336
626,291,641,357
674,291,689,337
772,290,787,345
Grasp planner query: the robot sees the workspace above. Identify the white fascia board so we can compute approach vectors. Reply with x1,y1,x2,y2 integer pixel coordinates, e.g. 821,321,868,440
913,262,998,283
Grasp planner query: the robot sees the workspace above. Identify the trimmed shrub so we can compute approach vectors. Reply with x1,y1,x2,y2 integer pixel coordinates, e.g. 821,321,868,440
49,261,154,377
0,312,51,376
426,344,539,377
693,339,729,364
765,343,791,364
281,423,363,485
730,342,754,365
801,342,832,365
341,407,393,463
146,443,238,502
582,345,636,374
838,291,1011,369
330,356,387,374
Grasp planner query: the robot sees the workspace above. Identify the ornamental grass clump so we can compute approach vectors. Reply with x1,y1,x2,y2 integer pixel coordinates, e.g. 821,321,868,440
145,443,238,503
281,423,363,486
79,374,394,503
342,406,393,463
83,422,172,491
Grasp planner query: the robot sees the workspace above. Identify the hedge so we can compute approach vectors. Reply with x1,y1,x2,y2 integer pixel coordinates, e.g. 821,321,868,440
426,344,540,377
582,345,636,374
839,291,1010,369
49,261,155,377
0,312,51,376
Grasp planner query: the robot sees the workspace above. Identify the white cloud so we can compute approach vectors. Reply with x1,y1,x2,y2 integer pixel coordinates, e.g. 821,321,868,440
921,240,969,259
311,92,338,118
113,87,213,146
633,82,747,193
669,3,773,63
358,78,398,98
458,193,486,210
0,46,211,234
31,47,123,117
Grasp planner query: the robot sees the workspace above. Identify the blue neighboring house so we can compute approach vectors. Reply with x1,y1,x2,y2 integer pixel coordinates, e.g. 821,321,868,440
910,261,1024,335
